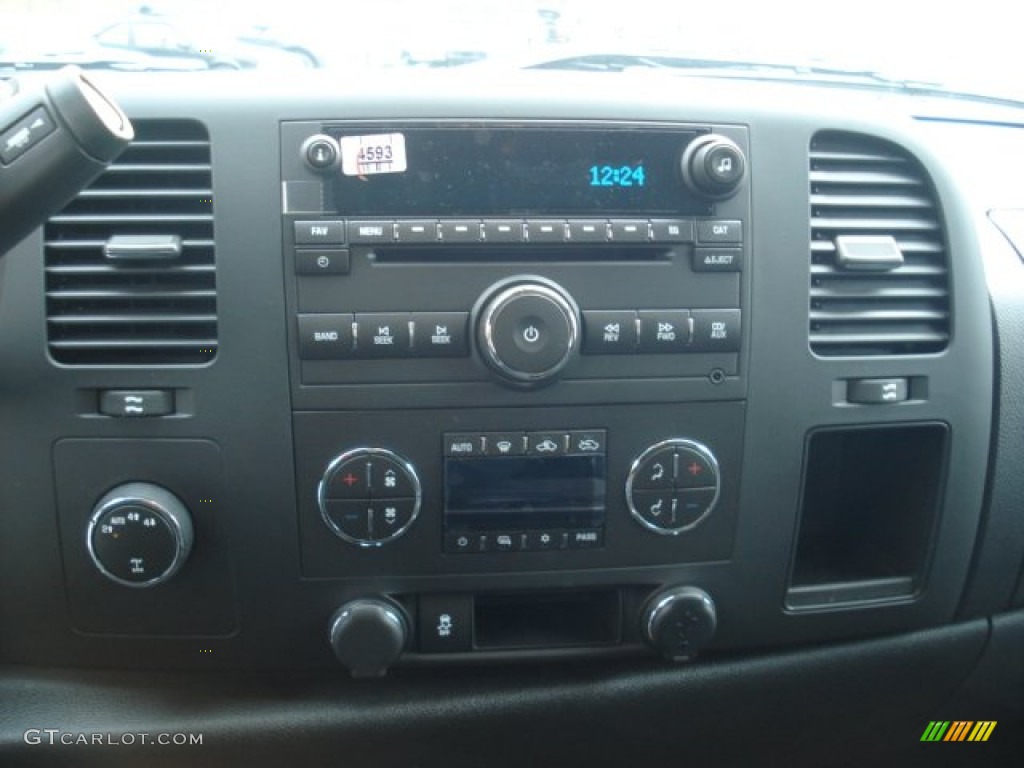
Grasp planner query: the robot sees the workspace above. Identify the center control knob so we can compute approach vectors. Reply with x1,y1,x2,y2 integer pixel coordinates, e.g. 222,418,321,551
474,276,580,386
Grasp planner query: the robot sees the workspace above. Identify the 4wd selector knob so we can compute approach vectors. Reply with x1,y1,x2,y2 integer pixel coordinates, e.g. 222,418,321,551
681,134,746,199
475,277,580,386
86,482,193,588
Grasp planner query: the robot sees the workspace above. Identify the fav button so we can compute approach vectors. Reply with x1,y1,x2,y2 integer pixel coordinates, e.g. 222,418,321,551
295,220,345,245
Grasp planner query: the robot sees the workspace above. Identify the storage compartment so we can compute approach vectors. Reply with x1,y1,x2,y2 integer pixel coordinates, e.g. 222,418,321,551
474,590,622,649
786,424,948,608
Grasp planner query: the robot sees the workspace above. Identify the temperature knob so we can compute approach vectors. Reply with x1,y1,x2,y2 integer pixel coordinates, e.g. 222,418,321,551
86,482,193,588
681,134,746,199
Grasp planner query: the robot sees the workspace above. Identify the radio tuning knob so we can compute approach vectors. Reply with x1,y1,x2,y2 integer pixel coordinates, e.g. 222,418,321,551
681,134,746,199
642,586,717,661
328,598,409,678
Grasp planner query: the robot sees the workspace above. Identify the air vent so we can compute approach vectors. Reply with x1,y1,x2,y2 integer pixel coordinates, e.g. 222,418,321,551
809,131,949,356
45,120,216,365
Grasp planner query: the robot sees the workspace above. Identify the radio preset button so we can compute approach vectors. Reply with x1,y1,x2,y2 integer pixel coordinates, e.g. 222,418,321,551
347,220,395,244
609,219,649,242
525,219,566,243
567,219,608,242
412,312,469,357
482,219,524,243
650,219,695,243
582,310,637,355
439,220,481,243
295,220,345,245
638,310,690,353
692,248,742,272
444,433,484,457
527,432,568,456
696,219,743,244
632,449,675,490
396,220,438,243
483,432,527,456
354,313,411,357
297,313,354,359
568,430,606,455
691,309,741,353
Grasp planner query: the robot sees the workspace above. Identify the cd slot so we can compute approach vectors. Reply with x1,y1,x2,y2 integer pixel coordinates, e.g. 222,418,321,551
373,246,672,264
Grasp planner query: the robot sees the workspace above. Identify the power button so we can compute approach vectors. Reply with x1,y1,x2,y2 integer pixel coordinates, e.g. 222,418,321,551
476,279,580,386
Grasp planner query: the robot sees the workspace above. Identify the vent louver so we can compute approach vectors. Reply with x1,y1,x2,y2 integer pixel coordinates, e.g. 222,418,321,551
809,131,949,356
45,120,216,365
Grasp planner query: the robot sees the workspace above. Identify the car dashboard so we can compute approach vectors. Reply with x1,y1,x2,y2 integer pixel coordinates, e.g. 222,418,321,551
1,70,1023,767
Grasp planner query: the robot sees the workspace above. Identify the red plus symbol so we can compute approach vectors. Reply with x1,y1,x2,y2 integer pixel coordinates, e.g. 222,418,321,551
342,473,359,487
687,461,702,477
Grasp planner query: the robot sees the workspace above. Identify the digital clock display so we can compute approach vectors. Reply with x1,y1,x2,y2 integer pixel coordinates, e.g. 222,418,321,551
329,126,710,216
589,164,646,188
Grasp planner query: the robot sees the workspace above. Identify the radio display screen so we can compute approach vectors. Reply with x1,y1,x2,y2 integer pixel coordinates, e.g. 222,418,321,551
445,455,606,532
327,126,709,216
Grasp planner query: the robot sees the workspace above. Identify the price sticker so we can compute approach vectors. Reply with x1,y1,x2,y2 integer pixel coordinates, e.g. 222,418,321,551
340,133,407,176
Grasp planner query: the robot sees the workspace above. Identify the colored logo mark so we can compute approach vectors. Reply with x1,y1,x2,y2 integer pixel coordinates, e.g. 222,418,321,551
920,721,996,742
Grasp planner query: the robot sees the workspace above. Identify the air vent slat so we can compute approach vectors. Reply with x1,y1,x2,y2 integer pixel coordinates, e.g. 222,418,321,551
77,188,212,199
45,119,217,365
48,314,217,325
48,214,213,224
103,163,211,174
46,264,216,276
809,131,949,356
809,169,922,186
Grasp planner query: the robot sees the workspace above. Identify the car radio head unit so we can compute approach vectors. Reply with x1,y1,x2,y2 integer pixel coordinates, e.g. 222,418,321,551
323,126,713,216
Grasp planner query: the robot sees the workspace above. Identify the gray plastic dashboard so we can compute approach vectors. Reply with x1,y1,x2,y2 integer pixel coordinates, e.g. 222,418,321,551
0,71,1023,753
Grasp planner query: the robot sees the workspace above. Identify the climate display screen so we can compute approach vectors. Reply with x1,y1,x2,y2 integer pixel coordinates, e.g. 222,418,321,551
445,455,606,532
328,126,709,216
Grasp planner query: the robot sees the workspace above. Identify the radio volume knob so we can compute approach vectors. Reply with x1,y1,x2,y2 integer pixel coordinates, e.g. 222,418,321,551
681,135,746,199
474,277,580,386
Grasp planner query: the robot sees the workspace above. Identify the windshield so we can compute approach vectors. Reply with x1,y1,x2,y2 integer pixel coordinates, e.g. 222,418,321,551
2,0,1019,102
